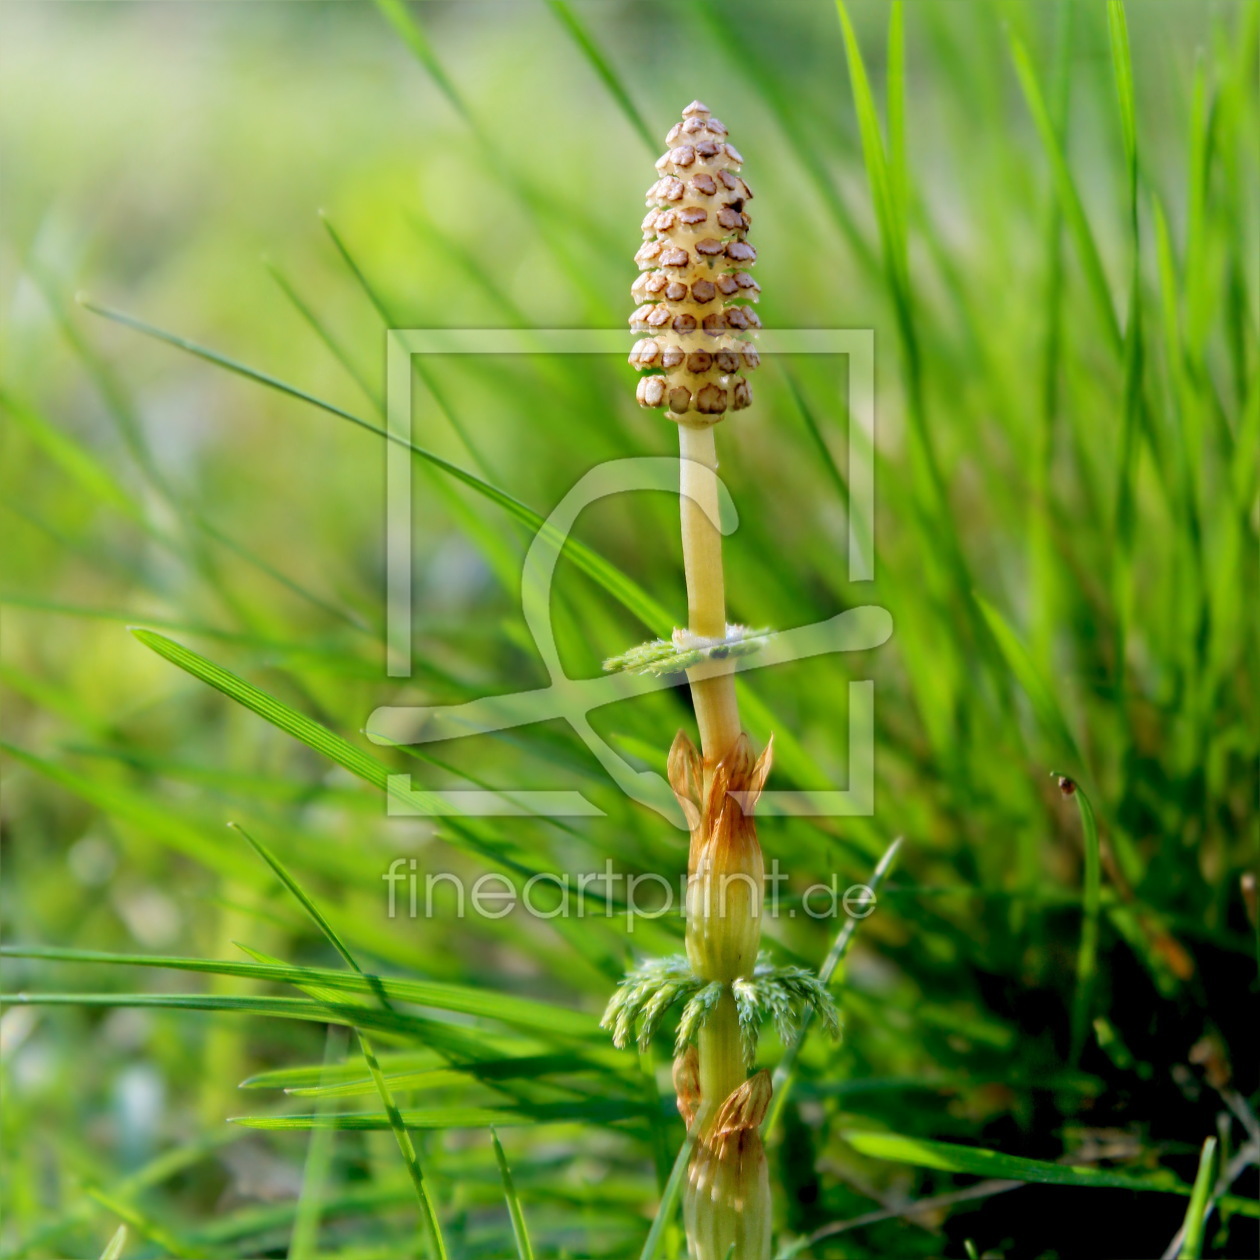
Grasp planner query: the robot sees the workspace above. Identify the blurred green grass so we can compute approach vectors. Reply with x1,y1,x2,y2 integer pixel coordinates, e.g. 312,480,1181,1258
1,2,1256,1257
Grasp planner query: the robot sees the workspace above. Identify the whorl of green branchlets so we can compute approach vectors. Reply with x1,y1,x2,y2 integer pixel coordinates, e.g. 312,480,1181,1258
602,624,770,678
629,100,761,424
601,951,839,1067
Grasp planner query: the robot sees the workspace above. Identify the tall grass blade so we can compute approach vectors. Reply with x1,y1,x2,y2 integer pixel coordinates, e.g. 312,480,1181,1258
286,1027,347,1260
838,1131,1256,1211
637,1130,696,1260
83,301,670,632
1008,28,1120,348
371,0,468,119
491,1127,536,1260
0,945,598,1037
98,1225,128,1260
228,823,448,1252
544,0,655,153
1064,781,1102,1066
1177,1136,1218,1259
765,836,902,1134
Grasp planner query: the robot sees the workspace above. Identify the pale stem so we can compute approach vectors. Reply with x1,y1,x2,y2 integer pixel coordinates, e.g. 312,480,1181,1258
679,420,755,1123
678,422,742,766
696,990,746,1119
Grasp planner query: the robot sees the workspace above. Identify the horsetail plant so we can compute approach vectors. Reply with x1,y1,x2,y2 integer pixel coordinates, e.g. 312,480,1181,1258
602,100,838,1259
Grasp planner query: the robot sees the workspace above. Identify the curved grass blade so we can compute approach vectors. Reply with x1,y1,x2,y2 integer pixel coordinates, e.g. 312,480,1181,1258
1063,780,1102,1067
491,1127,536,1260
229,824,361,977
690,0,877,278
1008,26,1120,349
84,1189,210,1260
0,991,436,1039
265,259,381,410
0,946,598,1038
83,299,670,634
838,1130,1258,1214
0,742,257,881
371,0,467,119
128,628,411,797
974,594,1083,769
350,1026,447,1258
544,0,655,153
233,1099,645,1131
230,824,447,1256
98,1225,128,1260
765,836,902,1136
279,1051,610,1100
287,1026,347,1260
637,1129,696,1260
1177,1136,1218,1260
127,629,582,885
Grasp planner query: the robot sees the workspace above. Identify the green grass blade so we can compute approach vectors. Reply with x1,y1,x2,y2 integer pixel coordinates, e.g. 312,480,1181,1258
1029,0,1075,672
232,1099,645,1131
0,991,431,1038
318,213,497,480
1064,781,1102,1066
1008,27,1119,348
370,0,467,119
98,1225,128,1260
491,1128,536,1260
837,1130,1252,1205
84,1190,209,1260
886,1,908,229
229,824,361,976
264,259,382,411
83,301,670,633
637,1130,695,1260
126,629,590,886
765,836,903,1136
229,822,447,1254
354,1027,449,1258
689,0,877,277
0,945,598,1037
974,594,1084,770
1106,2,1137,200
1106,0,1143,699
1178,1136,1219,1259
281,1052,606,1099
544,0,655,153
128,628,401,796
835,1,904,293
287,1027,346,1260
0,390,146,524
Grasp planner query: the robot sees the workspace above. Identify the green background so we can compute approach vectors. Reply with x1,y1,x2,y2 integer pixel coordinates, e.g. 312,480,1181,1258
1,3,1256,1258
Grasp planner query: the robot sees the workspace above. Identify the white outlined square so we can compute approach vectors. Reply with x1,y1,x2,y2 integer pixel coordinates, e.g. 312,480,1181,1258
373,329,885,821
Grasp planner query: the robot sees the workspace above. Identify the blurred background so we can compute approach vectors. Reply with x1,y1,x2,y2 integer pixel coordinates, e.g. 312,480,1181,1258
1,3,1256,1258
